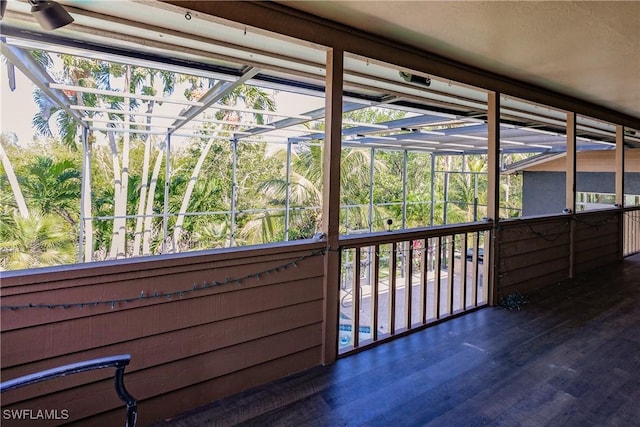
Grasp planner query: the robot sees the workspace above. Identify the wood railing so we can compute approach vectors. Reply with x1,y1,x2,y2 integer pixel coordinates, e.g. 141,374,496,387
624,206,640,256
338,222,492,354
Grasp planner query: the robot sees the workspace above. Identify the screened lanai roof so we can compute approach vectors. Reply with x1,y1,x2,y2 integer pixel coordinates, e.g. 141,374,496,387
2,0,639,155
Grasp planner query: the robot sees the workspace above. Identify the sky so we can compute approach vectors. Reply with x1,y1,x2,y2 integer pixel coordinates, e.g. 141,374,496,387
0,64,39,145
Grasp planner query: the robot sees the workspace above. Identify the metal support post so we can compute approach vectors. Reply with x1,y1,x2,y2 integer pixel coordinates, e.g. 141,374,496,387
285,140,292,241
402,149,408,230
430,153,436,226
474,172,479,221
230,139,238,246
443,171,449,225
369,147,375,231
162,133,171,253
79,126,89,263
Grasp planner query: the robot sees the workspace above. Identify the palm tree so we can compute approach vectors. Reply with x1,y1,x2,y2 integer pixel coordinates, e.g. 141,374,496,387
170,84,276,250
405,151,434,228
20,156,80,227
241,143,388,243
0,212,76,270
193,221,232,249
241,146,323,244
241,106,408,243
31,51,177,260
444,155,488,223
109,66,176,258
32,53,120,261
131,71,175,256
0,139,81,269
141,140,166,255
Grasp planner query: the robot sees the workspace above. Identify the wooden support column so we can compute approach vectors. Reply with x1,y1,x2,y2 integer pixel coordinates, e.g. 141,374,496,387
321,48,343,365
487,92,500,306
616,125,625,259
487,93,500,223
615,125,625,206
566,112,576,278
566,113,577,213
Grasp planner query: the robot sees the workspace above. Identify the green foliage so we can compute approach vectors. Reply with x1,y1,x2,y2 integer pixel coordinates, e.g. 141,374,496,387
1,125,526,268
0,212,76,270
1,53,529,269
20,156,80,226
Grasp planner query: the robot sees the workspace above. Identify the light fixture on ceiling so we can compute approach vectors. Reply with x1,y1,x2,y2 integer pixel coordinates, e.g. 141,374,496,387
399,71,431,87
29,0,74,30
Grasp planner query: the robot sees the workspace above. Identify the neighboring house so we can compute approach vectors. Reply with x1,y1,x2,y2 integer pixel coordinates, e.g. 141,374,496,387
505,149,640,216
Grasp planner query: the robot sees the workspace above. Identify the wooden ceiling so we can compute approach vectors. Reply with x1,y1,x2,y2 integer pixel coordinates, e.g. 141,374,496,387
278,1,640,121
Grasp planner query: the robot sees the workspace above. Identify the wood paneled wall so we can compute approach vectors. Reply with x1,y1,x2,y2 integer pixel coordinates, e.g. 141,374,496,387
573,211,620,274
496,210,623,299
0,241,325,426
496,216,571,297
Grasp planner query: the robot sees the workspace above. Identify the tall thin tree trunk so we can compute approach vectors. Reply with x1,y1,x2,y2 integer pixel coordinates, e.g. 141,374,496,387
132,102,154,256
0,142,29,218
109,67,131,259
117,132,130,257
142,145,165,255
172,125,223,248
106,127,123,258
72,76,94,262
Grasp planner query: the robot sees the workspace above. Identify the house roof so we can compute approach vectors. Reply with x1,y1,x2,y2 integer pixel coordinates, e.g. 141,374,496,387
504,148,640,173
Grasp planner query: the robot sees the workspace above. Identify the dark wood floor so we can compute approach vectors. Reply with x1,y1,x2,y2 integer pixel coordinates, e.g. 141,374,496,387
152,254,640,427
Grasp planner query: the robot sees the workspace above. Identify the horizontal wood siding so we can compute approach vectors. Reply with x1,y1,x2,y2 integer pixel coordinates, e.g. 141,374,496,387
0,241,325,426
497,211,624,297
496,217,571,297
574,210,621,274
75,347,321,427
